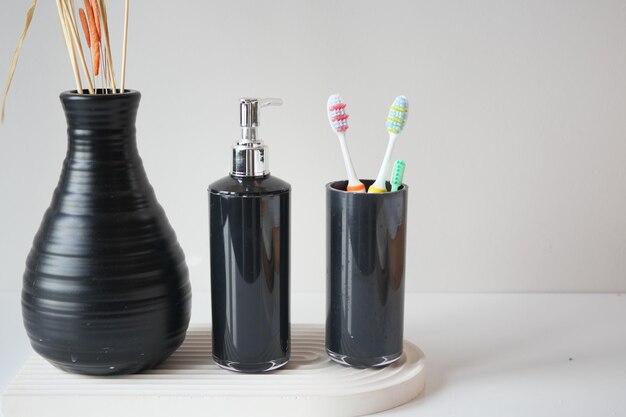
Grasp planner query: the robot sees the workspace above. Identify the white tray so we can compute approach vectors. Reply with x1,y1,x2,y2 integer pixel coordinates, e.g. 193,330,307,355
1,324,425,417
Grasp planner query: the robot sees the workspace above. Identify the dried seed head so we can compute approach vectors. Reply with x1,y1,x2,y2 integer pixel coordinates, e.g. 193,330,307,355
78,8,91,48
93,40,101,76
90,0,101,38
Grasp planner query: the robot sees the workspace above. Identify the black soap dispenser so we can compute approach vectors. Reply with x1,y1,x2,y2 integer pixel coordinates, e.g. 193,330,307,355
209,98,290,372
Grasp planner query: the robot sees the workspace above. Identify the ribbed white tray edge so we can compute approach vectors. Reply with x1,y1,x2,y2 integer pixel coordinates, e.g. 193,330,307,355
2,324,426,417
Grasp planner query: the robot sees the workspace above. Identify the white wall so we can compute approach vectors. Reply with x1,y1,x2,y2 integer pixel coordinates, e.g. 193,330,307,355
1,0,625,293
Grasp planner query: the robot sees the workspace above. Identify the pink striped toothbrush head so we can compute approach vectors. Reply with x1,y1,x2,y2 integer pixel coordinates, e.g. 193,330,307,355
328,94,349,133
327,94,365,193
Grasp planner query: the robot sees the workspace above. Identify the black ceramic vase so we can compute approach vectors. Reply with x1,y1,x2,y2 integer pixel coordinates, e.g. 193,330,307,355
21,90,191,375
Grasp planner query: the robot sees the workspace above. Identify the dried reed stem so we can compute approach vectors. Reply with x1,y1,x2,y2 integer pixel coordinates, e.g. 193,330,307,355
120,0,129,92
61,0,94,93
78,7,95,86
1,0,38,123
56,0,83,93
96,0,117,92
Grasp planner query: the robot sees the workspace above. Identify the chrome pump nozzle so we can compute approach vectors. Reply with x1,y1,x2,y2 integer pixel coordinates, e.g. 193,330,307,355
232,97,282,177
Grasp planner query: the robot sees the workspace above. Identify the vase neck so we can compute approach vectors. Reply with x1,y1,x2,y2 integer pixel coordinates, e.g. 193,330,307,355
60,91,141,162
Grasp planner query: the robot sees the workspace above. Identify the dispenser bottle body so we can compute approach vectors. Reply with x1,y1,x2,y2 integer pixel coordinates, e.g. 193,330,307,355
209,175,290,372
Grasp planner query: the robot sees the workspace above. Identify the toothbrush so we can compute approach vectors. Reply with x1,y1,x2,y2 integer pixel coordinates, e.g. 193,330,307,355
328,94,365,193
390,159,406,192
368,96,409,193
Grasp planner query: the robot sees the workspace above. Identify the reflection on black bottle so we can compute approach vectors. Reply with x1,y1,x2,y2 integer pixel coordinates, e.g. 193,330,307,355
210,175,290,372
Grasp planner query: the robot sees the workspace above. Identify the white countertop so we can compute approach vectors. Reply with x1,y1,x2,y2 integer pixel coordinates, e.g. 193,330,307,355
1,291,625,416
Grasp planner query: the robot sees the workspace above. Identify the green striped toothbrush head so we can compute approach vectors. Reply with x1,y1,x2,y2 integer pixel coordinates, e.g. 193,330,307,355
386,96,408,135
390,159,406,192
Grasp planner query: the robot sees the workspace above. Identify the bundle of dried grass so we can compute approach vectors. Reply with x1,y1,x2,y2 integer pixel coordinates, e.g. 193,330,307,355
1,0,131,124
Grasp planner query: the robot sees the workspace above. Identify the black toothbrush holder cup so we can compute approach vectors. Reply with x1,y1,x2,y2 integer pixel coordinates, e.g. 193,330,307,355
326,180,407,367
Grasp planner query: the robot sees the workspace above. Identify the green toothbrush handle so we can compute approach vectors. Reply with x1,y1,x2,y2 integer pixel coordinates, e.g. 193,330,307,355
390,159,406,192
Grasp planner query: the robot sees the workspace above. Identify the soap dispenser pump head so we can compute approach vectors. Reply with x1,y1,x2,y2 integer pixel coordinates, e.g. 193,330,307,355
232,97,283,177
239,97,283,143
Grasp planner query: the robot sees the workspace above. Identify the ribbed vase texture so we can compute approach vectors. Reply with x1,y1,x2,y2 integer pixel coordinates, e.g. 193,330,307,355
21,90,191,375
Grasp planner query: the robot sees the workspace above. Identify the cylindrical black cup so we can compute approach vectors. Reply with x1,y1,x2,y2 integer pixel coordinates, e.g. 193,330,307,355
326,180,407,367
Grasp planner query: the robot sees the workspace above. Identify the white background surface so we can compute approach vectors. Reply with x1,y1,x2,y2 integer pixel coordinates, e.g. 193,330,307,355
1,291,626,417
1,0,626,293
